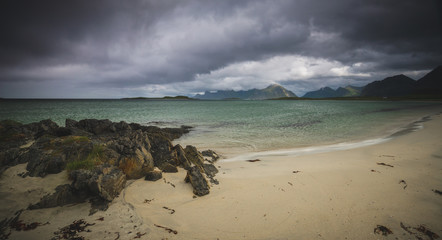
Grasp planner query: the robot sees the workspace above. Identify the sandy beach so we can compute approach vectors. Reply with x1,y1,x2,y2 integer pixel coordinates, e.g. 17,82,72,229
2,112,442,239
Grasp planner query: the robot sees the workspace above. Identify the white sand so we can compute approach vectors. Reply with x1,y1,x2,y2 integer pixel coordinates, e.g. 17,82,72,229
1,113,441,239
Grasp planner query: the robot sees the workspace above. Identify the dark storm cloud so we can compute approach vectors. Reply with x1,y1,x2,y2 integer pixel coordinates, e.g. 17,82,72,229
0,0,441,97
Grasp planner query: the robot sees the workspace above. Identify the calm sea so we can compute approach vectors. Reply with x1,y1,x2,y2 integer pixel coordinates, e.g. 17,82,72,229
1,99,441,157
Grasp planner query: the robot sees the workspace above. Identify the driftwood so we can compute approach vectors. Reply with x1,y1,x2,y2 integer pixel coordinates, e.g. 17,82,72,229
246,159,261,162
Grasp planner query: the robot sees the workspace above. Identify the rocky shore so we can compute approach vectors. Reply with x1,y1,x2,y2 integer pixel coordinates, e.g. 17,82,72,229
0,118,219,238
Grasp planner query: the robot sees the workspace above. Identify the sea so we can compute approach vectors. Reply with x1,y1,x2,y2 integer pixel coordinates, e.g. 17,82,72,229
1,99,441,159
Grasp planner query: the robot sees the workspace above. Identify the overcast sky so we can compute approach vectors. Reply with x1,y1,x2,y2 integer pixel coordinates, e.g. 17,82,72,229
0,0,441,98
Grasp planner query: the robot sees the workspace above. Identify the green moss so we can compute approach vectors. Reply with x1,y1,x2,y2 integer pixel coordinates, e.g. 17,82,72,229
66,144,105,173
62,136,90,144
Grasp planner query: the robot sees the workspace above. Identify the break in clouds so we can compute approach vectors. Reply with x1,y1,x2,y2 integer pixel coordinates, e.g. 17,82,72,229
0,0,441,98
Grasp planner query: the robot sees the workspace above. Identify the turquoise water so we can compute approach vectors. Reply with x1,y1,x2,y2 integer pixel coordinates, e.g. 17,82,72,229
1,99,441,156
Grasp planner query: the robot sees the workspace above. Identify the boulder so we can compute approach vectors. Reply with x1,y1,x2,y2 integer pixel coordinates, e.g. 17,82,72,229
118,147,154,179
185,166,210,196
202,149,220,163
145,168,163,181
184,145,205,167
75,119,116,135
174,144,191,169
149,134,175,167
202,163,219,178
70,166,126,201
28,184,85,210
161,163,178,173
97,167,126,201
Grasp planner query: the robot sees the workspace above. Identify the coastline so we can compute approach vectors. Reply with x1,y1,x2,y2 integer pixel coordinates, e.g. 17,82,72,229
124,112,442,239
1,112,441,239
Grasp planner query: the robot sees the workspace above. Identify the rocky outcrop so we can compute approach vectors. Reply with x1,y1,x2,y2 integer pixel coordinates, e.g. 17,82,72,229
185,166,210,196
0,118,219,211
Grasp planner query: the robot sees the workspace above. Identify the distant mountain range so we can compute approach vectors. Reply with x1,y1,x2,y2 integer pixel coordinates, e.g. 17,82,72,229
194,84,297,100
302,65,442,98
303,85,363,98
193,66,441,100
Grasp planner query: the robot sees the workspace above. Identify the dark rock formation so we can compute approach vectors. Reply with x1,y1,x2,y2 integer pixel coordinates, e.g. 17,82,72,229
145,168,163,181
202,149,220,163
184,145,205,167
28,184,84,209
202,163,219,178
174,144,192,169
185,166,210,196
1,118,219,210
161,163,178,173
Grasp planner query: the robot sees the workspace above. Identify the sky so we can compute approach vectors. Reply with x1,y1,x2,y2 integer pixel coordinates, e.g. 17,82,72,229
0,0,441,98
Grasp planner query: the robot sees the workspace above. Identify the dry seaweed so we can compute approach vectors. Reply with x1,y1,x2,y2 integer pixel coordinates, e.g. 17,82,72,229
143,198,154,204
292,170,301,173
53,219,95,240
246,159,261,162
163,178,176,188
374,225,393,236
399,222,439,240
114,232,120,240
400,222,414,235
377,162,394,167
10,220,49,231
416,225,440,240
133,232,146,238
432,189,442,195
163,207,175,214
154,224,178,234
399,180,407,189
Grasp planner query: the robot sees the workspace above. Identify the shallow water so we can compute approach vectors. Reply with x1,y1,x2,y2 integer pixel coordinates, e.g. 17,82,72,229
1,99,441,156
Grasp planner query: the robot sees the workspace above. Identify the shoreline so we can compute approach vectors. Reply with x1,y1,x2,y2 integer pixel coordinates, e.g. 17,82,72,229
1,112,441,239
126,112,442,239
219,112,435,162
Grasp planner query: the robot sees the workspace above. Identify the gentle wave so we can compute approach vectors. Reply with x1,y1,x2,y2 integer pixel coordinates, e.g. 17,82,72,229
221,116,429,162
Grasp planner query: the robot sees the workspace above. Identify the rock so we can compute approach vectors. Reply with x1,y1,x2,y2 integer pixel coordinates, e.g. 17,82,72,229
28,184,85,210
97,167,126,201
65,119,78,128
202,163,218,177
149,134,175,167
202,149,220,162
184,145,205,167
145,168,163,181
54,127,72,137
161,163,178,173
26,119,60,138
118,147,154,179
25,137,93,177
70,166,126,202
185,166,210,196
174,144,191,169
75,119,116,135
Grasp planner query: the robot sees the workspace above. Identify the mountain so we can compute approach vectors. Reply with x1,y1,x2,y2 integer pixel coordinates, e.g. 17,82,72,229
194,84,297,100
302,85,362,98
414,65,442,95
360,74,416,97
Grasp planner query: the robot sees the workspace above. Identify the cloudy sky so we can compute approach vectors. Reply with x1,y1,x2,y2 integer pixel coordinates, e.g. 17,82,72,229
0,0,441,98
